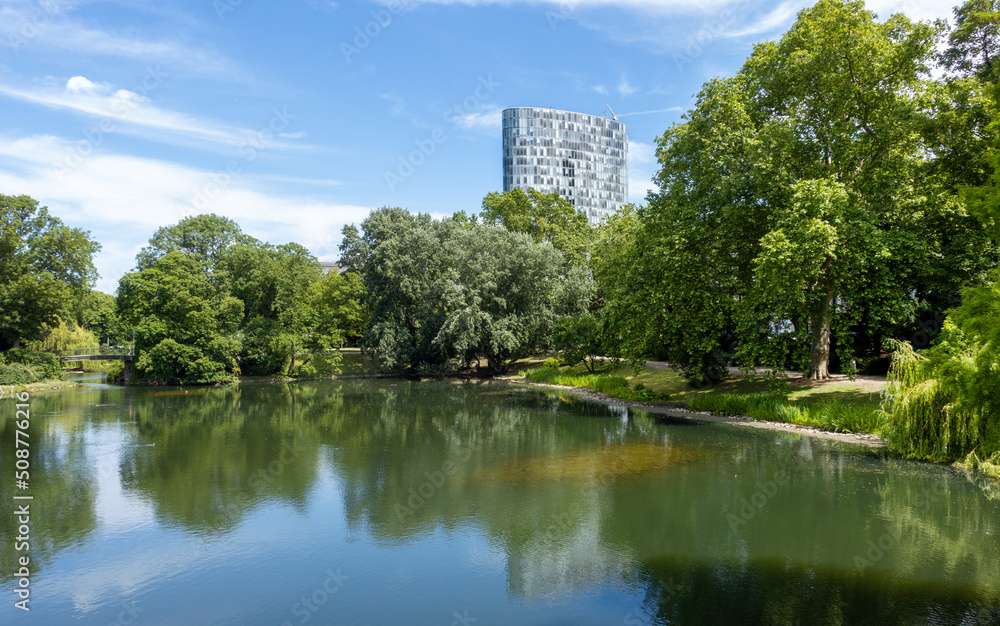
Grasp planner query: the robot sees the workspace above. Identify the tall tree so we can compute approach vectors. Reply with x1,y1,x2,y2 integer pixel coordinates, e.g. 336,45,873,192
480,189,592,266
941,0,1000,82
596,0,984,381
434,225,564,373
0,194,100,350
343,208,574,374
135,214,249,271
117,251,243,384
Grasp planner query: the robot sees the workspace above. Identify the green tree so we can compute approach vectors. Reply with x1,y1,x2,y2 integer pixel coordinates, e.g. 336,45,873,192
118,251,243,384
942,0,1000,82
135,213,249,271
552,314,602,372
435,225,565,373
117,251,243,384
480,189,593,266
341,208,453,372
311,269,367,346
596,0,986,382
77,291,126,346
881,7,1000,470
0,194,100,350
343,208,573,373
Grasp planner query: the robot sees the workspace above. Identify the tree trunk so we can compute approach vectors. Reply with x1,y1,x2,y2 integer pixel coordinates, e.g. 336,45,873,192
807,286,835,380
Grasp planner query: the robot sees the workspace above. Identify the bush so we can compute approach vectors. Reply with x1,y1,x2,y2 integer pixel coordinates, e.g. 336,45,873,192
0,363,39,385
135,338,235,385
106,361,126,384
0,349,64,383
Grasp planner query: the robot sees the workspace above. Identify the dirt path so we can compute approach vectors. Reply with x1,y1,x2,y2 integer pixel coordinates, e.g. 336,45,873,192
500,377,885,448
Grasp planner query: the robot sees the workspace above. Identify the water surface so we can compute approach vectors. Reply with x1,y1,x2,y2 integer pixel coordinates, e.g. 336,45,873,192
1,377,998,624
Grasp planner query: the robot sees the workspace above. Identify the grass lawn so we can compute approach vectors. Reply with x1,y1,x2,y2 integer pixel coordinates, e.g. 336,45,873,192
519,359,886,435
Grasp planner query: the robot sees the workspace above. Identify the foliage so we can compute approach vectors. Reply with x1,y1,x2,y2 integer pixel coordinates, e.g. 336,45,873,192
0,349,65,384
119,215,358,383
941,0,1000,82
135,213,250,271
24,316,97,354
594,0,995,383
880,10,1000,469
342,208,579,374
881,276,1000,462
118,251,243,384
77,291,127,346
311,269,367,346
552,313,602,372
0,194,100,350
434,224,566,372
479,188,593,266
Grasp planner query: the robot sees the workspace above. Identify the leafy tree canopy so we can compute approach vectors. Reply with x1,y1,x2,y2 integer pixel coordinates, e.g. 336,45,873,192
595,0,995,382
342,207,586,374
135,213,250,271
118,215,358,382
0,194,100,350
117,251,243,384
479,189,593,266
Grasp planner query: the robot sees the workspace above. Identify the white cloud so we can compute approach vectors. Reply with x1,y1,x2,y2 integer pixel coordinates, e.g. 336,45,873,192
617,76,635,98
628,140,658,203
380,93,407,117
724,1,799,38
592,85,608,95
0,134,373,291
453,107,503,131
66,76,100,92
376,0,730,9
0,3,242,80
620,107,683,117
628,140,656,164
0,78,303,152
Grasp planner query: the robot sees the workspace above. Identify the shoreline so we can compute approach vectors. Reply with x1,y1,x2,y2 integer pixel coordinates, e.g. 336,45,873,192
499,376,886,448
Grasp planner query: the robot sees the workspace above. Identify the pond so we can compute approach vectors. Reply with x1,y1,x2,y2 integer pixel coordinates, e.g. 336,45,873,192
2,376,999,624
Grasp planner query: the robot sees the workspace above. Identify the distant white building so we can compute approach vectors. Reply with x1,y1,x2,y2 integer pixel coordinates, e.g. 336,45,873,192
502,107,628,225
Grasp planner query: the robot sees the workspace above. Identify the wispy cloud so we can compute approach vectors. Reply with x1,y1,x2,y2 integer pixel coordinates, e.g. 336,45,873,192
375,0,730,9
592,85,609,95
381,93,407,116
0,2,243,80
452,106,503,131
617,76,636,97
724,1,798,38
0,77,304,152
0,134,372,290
627,140,659,203
620,107,683,117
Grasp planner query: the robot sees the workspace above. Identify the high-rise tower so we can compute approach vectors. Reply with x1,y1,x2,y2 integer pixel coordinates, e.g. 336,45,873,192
502,107,628,224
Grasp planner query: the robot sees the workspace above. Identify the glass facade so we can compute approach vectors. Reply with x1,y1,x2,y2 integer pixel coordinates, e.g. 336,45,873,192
502,107,628,224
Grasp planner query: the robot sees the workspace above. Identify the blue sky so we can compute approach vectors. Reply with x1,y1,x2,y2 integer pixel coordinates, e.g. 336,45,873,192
0,0,957,293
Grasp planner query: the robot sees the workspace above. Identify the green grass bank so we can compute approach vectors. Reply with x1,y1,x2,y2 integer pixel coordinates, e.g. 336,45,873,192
521,360,886,436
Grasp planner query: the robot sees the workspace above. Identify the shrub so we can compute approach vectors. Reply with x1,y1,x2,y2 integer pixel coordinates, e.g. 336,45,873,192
0,364,39,385
106,361,126,384
1,349,64,382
